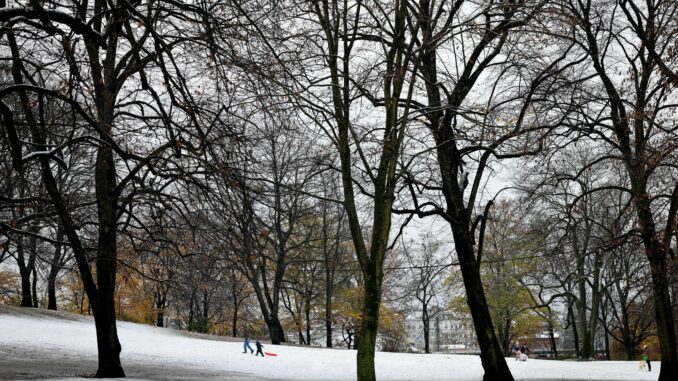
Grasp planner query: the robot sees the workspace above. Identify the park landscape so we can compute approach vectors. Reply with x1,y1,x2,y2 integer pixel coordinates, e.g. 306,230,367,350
0,1,677,380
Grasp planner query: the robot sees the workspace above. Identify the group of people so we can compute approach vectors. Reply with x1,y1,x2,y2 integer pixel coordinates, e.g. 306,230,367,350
243,330,265,357
240,330,652,369
512,343,530,361
510,341,653,371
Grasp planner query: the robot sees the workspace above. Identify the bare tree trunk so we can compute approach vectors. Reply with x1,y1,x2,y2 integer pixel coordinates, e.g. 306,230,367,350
93,302,123,377
586,252,603,359
648,250,678,378
47,225,65,310
231,289,239,337
567,301,580,356
93,142,124,374
456,240,512,381
603,329,610,360
322,197,336,349
324,236,336,348
92,115,124,377
435,142,514,380
547,319,558,358
500,318,512,356
423,308,430,354
325,312,333,348
154,290,166,328
31,262,38,308
231,307,238,337
627,171,678,379
573,225,593,359
156,310,164,328
626,340,636,361
17,238,33,307
356,274,382,381
28,231,38,308
305,302,311,346
265,315,285,345
202,292,210,330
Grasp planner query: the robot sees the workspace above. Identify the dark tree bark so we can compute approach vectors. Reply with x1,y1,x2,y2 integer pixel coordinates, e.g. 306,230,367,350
320,186,345,349
356,274,382,381
154,288,167,328
16,236,33,307
499,318,512,356
228,268,248,338
231,307,238,338
30,259,38,308
265,315,285,344
47,224,65,310
13,208,36,308
547,319,558,358
422,308,430,354
305,301,311,346
567,301,580,356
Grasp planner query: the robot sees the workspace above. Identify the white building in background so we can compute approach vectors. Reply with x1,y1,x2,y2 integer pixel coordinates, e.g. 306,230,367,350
404,311,477,352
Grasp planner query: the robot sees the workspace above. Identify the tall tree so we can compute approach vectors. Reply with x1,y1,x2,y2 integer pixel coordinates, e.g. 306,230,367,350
307,1,419,378
394,1,570,379
0,1,214,376
555,1,678,377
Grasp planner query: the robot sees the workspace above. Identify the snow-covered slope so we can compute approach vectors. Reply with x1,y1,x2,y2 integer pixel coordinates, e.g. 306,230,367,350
0,305,659,380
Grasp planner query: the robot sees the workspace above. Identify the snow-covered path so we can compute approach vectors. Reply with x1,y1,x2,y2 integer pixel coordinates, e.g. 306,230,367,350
0,306,659,380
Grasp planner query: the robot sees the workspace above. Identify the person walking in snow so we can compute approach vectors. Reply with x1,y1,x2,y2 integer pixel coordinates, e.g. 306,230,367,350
243,327,254,354
642,345,652,371
255,340,265,357
520,344,529,355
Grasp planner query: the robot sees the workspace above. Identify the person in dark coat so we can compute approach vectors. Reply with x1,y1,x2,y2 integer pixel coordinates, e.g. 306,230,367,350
255,340,265,357
511,343,520,353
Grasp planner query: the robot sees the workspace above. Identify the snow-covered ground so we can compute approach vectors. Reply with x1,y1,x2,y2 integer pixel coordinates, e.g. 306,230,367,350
0,305,659,380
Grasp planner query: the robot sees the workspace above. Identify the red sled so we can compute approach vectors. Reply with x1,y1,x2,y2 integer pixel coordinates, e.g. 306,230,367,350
264,352,278,357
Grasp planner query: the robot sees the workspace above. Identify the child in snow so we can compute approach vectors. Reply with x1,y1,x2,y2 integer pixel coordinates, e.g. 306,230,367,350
255,340,265,357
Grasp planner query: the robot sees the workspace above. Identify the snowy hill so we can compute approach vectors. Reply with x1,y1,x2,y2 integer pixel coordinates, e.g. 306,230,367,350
0,305,659,380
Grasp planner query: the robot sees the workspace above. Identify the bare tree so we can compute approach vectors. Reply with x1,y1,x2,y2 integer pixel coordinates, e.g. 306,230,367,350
0,1,216,376
306,1,420,378
552,1,678,377
401,233,451,354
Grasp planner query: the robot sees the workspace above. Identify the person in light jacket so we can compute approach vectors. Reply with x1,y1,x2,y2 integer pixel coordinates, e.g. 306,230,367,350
243,328,254,354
